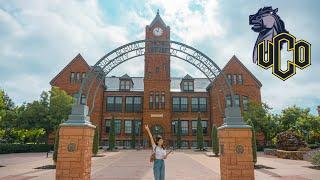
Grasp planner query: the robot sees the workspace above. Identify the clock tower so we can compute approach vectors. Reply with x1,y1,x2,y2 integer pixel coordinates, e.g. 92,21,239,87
143,10,171,142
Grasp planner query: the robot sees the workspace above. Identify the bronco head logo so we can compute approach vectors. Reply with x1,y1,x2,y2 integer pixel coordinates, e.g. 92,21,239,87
249,6,288,63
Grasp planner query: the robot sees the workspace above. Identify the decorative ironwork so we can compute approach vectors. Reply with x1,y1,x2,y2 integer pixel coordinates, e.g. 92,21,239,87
77,40,235,115
235,144,244,154
67,143,77,152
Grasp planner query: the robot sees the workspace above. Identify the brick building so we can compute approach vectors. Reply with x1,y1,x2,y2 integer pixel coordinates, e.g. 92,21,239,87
50,13,262,148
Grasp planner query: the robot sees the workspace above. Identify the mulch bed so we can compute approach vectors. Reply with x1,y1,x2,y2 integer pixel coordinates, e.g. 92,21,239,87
34,165,56,169
304,166,320,170
254,164,275,169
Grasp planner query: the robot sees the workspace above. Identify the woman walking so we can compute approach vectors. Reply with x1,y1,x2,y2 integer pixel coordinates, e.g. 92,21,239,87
144,124,172,180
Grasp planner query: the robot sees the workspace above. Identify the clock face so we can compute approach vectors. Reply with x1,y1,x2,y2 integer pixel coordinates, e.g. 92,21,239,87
153,27,163,36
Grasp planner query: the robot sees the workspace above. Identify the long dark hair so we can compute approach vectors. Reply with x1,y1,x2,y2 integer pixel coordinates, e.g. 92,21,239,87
155,135,165,149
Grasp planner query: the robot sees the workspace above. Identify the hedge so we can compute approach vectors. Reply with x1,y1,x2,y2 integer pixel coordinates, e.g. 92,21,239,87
0,144,54,154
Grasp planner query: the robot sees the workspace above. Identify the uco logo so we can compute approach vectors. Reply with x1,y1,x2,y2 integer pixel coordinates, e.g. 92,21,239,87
249,6,311,81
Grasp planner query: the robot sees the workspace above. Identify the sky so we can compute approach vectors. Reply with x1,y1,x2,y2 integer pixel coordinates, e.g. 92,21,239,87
0,0,319,115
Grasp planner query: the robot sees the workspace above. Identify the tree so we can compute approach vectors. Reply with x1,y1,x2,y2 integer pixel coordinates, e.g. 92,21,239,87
131,121,136,149
176,118,182,149
92,126,99,156
109,115,116,151
0,90,5,121
196,113,204,150
211,124,219,156
251,122,257,164
244,102,277,145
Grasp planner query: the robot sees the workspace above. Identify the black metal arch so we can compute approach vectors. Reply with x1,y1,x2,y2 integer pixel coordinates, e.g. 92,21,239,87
77,40,235,115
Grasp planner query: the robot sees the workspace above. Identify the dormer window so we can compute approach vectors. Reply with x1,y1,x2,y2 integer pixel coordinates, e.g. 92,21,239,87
183,81,193,91
119,74,134,91
180,74,194,92
120,80,131,91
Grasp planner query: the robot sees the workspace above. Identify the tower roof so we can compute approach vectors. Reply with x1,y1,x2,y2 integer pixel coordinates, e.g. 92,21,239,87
149,9,166,27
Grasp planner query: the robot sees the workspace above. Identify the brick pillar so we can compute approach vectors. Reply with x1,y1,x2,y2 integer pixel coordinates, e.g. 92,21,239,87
56,125,95,180
218,107,254,180
55,104,96,180
218,128,254,180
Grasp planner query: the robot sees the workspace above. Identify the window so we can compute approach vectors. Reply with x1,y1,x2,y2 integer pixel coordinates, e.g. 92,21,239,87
191,97,207,112
155,92,159,109
125,97,133,112
180,97,188,111
149,92,154,109
171,120,177,135
226,95,232,107
191,121,197,135
199,98,207,112
181,121,188,135
81,73,86,82
183,81,194,92
115,120,121,135
233,74,237,85
172,97,180,112
156,67,160,73
120,80,131,91
161,92,165,109
125,120,132,134
76,72,81,83
172,97,188,112
106,96,122,112
191,98,198,112
134,97,142,112
105,119,121,135
243,96,249,111
234,95,240,107
238,74,243,84
202,121,208,135
80,95,86,105
125,97,142,112
134,120,142,135
192,120,208,135
227,74,232,85
70,72,75,83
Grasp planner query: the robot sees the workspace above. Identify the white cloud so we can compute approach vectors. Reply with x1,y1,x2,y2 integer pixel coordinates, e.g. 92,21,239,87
0,0,129,104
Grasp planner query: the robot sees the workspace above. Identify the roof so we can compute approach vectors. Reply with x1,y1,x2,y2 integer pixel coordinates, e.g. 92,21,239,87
50,53,90,85
149,10,166,27
119,73,132,79
208,55,262,89
105,76,210,92
182,74,194,80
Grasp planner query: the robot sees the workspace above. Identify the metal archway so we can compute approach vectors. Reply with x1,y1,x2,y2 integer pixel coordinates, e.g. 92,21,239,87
76,40,236,116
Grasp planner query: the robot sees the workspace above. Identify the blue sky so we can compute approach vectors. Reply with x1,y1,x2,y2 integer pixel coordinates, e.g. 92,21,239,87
0,0,319,115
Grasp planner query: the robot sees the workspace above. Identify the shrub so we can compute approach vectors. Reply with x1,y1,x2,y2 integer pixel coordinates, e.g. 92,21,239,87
196,114,204,150
308,144,320,149
53,127,60,163
211,124,219,156
0,144,53,154
311,151,320,166
92,126,99,156
276,130,307,151
108,115,115,151
176,118,182,149
251,123,257,164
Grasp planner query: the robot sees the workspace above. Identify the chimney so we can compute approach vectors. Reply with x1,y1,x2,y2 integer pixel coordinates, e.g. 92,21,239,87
318,105,320,116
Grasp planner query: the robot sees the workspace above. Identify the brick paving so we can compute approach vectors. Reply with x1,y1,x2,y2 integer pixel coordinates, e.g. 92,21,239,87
0,150,319,180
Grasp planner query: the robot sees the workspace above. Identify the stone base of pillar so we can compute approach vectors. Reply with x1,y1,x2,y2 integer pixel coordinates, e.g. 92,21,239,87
218,128,255,180
56,125,95,180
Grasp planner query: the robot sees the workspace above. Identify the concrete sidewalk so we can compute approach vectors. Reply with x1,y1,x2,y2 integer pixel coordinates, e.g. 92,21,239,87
0,150,319,179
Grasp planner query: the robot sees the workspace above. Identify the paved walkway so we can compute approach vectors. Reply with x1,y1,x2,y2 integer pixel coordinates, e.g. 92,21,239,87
0,150,319,179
